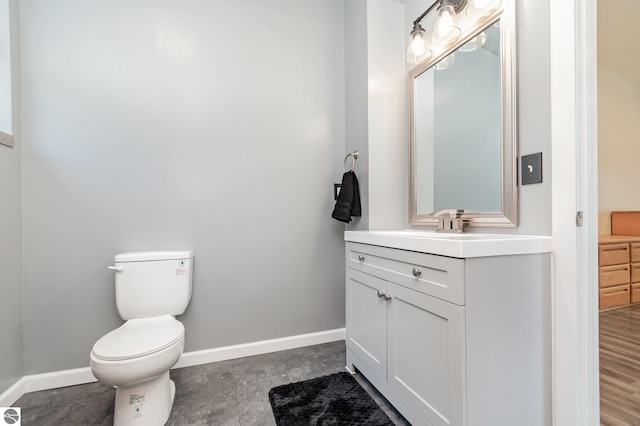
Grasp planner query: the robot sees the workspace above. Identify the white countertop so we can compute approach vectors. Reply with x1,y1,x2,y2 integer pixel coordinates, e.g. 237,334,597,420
344,230,554,258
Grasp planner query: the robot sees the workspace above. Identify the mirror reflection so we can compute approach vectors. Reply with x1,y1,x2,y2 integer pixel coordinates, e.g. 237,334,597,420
414,22,501,214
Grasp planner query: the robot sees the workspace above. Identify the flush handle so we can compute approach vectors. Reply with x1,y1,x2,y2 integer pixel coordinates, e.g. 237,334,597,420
412,268,422,277
108,266,124,272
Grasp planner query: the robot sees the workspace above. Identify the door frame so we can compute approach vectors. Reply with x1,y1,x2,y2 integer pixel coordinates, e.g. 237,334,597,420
550,0,599,424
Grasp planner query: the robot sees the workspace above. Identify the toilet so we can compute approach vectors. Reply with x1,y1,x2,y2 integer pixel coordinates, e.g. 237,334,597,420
90,250,193,426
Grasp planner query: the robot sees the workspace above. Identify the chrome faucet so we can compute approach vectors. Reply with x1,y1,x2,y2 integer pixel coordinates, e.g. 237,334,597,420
433,209,467,233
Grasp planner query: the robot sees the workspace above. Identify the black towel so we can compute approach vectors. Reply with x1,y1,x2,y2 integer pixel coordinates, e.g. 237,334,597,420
332,171,361,223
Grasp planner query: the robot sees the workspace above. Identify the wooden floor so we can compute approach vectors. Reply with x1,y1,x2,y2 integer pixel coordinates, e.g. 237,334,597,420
600,304,640,425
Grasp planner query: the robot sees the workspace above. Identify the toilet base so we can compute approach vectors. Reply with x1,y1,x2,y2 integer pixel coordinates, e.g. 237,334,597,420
113,371,176,426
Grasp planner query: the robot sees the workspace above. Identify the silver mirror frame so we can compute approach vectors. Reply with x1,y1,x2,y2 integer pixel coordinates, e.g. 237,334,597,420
0,131,14,148
408,2,517,227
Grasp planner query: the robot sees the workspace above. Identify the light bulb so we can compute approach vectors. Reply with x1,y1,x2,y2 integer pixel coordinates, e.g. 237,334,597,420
406,41,432,65
431,5,461,44
411,32,426,56
406,25,432,64
466,0,501,18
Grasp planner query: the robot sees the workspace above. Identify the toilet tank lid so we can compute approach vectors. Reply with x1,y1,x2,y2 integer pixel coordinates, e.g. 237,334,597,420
115,250,193,262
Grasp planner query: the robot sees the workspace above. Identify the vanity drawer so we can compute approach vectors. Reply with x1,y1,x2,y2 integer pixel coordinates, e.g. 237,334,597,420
632,264,640,283
346,242,465,305
632,283,640,304
600,284,630,310
632,243,640,263
599,264,631,288
599,243,630,266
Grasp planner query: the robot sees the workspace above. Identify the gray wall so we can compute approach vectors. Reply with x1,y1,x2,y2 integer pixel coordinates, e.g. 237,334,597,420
20,0,347,374
344,0,370,230
344,0,405,232
0,0,22,394
11,0,554,378
513,0,552,235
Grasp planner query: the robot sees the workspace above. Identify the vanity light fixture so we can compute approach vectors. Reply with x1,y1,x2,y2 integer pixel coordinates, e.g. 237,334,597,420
466,0,501,17
431,0,465,44
406,0,501,65
407,0,466,63
407,22,432,64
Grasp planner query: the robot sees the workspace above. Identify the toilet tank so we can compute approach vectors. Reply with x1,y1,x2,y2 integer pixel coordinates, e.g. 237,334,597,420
113,250,193,320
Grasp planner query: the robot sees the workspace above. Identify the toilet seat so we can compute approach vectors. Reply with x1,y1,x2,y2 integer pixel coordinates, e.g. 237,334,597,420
92,315,184,361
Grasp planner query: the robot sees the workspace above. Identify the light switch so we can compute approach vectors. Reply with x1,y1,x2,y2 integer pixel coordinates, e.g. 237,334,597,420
521,152,542,185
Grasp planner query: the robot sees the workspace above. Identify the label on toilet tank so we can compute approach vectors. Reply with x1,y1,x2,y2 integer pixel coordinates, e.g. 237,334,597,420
176,260,188,276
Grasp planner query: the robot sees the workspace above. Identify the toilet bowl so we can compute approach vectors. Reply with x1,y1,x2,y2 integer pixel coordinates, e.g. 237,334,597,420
90,250,193,426
90,315,185,425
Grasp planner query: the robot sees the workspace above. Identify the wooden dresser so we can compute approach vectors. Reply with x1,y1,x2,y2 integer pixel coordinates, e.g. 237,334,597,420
599,235,640,311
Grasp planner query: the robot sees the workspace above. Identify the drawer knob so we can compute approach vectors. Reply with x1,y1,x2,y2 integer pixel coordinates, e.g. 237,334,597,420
376,291,392,302
412,268,422,277
358,255,365,262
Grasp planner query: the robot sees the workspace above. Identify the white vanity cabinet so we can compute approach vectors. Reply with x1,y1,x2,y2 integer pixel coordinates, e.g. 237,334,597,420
345,238,552,426
346,243,466,426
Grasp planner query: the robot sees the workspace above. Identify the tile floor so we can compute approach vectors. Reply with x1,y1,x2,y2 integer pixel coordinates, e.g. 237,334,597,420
13,340,409,425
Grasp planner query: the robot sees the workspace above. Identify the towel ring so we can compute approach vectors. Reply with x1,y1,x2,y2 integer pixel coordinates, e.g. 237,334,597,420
343,151,359,173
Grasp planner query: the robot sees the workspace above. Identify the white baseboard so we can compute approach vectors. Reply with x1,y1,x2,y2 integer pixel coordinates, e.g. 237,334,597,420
0,328,346,407
174,328,345,369
0,367,97,407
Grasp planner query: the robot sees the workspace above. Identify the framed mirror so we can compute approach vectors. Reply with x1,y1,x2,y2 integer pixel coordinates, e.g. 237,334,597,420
408,2,517,227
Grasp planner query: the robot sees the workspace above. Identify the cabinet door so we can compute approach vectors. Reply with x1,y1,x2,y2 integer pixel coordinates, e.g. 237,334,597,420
346,268,387,379
387,282,466,426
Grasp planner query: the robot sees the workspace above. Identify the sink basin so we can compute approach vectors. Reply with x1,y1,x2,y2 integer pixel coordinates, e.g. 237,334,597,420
344,230,553,258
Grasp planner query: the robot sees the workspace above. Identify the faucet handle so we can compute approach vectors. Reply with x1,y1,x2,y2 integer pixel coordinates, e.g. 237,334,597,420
432,209,462,218
433,209,467,233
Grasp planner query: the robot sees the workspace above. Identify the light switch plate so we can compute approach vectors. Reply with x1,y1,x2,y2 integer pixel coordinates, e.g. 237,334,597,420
521,152,542,185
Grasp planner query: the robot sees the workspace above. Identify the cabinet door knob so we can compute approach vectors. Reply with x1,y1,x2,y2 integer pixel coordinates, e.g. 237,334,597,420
358,255,365,262
377,290,384,298
412,268,422,277
383,293,392,302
